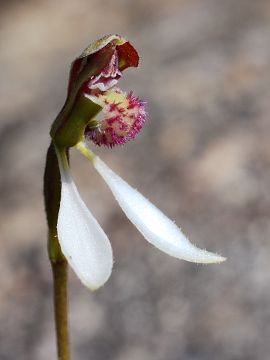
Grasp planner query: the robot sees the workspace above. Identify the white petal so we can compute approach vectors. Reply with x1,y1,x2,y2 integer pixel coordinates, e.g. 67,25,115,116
56,153,113,290
93,157,226,264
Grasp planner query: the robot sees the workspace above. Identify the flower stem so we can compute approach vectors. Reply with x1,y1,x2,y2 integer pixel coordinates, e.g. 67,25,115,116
51,259,70,360
44,143,70,360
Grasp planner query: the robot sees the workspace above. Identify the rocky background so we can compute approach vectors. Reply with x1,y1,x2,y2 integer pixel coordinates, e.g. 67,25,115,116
1,0,270,359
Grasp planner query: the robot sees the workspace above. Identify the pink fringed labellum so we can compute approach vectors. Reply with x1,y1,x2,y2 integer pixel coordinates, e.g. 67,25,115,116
84,88,146,147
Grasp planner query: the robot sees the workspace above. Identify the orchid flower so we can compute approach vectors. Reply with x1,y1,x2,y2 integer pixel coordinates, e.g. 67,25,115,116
49,35,225,290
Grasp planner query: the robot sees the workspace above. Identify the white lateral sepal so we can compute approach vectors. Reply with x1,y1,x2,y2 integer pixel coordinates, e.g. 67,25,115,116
57,156,113,290
93,157,225,264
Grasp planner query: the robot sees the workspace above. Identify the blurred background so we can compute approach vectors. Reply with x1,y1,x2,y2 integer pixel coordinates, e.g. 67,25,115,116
1,0,270,359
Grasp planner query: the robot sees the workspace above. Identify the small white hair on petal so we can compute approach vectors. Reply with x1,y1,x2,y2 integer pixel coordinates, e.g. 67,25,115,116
56,152,113,290
93,157,226,264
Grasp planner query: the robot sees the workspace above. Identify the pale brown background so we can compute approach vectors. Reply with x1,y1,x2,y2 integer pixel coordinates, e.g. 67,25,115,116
1,0,270,359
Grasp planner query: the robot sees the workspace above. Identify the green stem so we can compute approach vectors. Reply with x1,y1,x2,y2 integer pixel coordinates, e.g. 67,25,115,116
44,143,70,360
51,259,70,360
